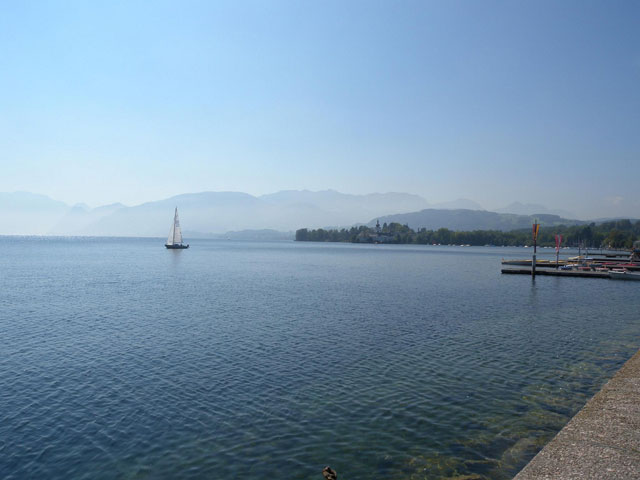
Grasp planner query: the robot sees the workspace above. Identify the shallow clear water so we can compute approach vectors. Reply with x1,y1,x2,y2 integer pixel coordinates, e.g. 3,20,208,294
0,237,638,479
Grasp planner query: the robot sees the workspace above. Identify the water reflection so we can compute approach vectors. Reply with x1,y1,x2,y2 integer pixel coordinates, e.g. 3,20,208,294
168,247,184,268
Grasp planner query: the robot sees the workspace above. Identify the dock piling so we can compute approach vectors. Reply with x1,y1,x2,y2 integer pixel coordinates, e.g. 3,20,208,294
532,222,539,278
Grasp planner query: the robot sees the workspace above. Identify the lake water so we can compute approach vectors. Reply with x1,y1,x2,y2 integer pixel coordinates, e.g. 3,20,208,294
1,237,638,479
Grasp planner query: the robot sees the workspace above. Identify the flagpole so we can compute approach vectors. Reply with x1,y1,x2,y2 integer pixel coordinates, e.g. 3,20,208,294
532,221,539,278
555,234,562,269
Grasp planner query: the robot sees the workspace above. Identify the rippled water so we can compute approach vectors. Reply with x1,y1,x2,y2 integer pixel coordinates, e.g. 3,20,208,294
1,237,638,479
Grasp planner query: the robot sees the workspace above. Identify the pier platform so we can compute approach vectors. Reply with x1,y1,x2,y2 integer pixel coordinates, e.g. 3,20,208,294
514,349,640,479
501,268,610,279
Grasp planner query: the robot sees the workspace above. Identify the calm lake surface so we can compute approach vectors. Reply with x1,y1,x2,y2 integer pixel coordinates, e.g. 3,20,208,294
1,237,638,479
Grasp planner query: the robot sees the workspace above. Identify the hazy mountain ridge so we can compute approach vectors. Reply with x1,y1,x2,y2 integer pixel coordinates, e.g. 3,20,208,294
0,190,622,236
430,199,484,210
49,202,126,235
0,192,71,235
495,202,577,219
259,189,430,222
0,190,431,236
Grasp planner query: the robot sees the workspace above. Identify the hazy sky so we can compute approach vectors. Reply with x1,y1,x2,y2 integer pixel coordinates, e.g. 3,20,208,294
1,0,638,218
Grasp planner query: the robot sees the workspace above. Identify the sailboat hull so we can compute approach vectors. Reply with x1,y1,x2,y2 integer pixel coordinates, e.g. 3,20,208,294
165,244,189,249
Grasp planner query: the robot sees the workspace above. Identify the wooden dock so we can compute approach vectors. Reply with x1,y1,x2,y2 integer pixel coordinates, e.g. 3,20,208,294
502,260,568,267
501,268,611,279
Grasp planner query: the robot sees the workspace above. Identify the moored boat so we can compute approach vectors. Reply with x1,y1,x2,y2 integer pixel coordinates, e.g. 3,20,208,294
609,270,640,281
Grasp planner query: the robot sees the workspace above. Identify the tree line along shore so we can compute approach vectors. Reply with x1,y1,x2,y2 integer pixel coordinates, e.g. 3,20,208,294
295,219,640,249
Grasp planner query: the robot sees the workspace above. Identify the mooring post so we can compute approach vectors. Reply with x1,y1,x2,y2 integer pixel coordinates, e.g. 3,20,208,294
532,221,539,278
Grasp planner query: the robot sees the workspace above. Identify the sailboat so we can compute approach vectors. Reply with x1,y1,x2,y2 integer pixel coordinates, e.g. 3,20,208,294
165,207,189,249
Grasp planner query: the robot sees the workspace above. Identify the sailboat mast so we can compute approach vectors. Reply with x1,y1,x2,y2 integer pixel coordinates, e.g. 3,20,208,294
173,207,177,245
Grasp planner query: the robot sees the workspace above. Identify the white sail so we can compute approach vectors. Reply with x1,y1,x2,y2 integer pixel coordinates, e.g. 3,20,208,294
173,211,183,244
166,223,175,245
166,208,183,245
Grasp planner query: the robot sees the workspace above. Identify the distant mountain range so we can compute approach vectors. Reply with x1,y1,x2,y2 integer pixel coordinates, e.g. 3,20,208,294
0,189,617,237
494,202,576,219
0,190,429,236
429,198,485,211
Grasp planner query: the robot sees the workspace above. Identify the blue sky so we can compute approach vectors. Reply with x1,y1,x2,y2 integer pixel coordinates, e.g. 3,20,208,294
1,0,638,218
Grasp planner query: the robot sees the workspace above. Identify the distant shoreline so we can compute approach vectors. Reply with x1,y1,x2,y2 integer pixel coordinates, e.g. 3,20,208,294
295,219,639,249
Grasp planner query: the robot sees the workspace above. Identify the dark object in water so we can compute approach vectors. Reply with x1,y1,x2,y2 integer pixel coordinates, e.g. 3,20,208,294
322,466,337,480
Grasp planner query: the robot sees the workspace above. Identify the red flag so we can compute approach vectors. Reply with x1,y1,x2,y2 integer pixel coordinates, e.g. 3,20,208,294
555,234,562,252
532,223,540,242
